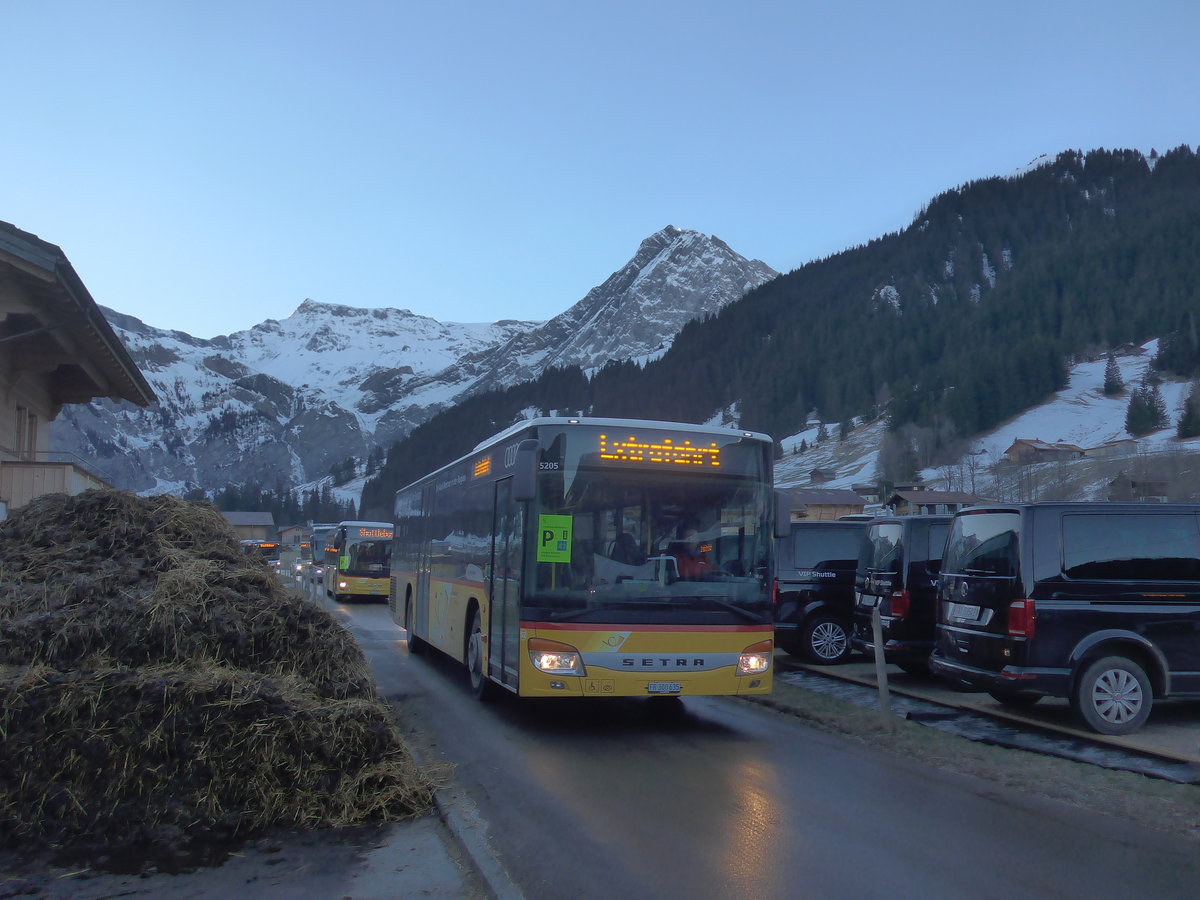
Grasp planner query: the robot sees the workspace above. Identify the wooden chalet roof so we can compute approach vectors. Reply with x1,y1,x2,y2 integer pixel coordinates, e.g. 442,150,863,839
222,511,278,528
784,488,870,506
1006,438,1085,454
0,220,155,413
887,489,983,506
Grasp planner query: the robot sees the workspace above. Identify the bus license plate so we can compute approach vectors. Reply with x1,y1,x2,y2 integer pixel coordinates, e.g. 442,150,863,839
647,681,682,694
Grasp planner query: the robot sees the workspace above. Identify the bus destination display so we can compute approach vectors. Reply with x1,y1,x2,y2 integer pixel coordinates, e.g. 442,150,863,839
598,433,721,467
351,526,393,540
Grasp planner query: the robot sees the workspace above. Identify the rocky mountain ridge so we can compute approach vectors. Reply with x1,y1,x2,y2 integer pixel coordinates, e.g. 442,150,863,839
51,227,777,495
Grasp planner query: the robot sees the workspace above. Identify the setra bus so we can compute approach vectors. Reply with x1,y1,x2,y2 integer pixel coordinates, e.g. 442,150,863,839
323,520,394,602
307,522,339,585
390,417,787,700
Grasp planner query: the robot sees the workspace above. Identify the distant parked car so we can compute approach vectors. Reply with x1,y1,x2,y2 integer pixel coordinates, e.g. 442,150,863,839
852,515,951,674
930,502,1200,735
774,520,867,664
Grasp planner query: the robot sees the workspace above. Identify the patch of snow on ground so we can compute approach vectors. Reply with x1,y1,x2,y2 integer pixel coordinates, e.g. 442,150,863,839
963,340,1188,463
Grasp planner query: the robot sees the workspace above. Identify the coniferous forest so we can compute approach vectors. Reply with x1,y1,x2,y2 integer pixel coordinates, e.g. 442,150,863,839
361,146,1200,519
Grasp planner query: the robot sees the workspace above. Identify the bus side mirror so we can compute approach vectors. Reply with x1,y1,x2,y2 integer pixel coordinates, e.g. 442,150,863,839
775,490,791,539
513,439,540,501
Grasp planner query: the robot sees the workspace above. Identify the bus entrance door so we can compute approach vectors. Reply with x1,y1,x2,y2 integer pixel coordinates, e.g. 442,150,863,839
490,478,524,690
414,485,435,640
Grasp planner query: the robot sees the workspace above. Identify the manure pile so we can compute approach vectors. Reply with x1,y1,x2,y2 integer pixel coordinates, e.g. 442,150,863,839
0,489,434,856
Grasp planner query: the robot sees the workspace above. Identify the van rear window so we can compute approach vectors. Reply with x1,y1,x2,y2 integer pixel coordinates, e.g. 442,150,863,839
793,528,863,568
860,523,903,572
927,524,950,566
1062,513,1200,580
943,512,1019,577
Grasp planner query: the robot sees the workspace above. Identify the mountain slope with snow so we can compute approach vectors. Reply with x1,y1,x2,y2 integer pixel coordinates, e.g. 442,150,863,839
776,340,1198,501
51,228,776,496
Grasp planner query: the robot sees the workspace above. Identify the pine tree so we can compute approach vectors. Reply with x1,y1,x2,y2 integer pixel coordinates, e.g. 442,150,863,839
1178,382,1200,439
1125,380,1169,436
1149,380,1169,429
1103,351,1124,396
1125,385,1150,436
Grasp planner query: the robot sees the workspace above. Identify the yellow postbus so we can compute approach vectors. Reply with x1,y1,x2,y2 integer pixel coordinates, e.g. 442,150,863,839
390,417,786,701
241,539,282,572
323,520,394,602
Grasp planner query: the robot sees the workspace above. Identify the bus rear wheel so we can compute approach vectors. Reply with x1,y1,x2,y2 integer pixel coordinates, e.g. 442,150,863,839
404,599,426,655
467,608,498,701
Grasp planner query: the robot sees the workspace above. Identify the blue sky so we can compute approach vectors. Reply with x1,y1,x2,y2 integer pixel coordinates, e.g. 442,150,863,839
4,1,1197,339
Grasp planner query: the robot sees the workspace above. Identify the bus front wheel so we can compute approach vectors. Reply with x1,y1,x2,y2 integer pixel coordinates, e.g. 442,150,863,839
467,608,498,701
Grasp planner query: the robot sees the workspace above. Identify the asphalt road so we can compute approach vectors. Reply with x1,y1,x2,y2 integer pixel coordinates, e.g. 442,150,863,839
340,599,1200,900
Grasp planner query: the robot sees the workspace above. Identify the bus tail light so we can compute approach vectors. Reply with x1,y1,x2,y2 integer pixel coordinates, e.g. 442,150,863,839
528,638,586,676
1007,598,1036,638
738,640,773,676
889,589,910,618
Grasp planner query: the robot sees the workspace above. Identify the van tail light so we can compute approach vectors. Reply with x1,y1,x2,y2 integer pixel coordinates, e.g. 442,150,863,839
889,589,910,618
773,578,780,608
1007,598,1036,638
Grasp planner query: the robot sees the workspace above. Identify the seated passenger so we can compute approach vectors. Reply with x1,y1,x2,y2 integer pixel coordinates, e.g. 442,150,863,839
670,530,713,579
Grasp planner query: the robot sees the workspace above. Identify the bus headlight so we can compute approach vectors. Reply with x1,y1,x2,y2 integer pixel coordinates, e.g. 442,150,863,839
528,638,586,676
737,640,773,676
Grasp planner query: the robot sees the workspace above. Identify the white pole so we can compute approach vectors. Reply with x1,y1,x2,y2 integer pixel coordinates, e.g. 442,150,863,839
872,605,894,729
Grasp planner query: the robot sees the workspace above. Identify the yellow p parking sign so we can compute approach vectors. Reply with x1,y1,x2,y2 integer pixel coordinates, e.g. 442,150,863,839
537,515,572,563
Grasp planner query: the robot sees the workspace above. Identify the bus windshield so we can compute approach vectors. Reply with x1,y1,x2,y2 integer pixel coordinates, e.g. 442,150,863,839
241,540,280,563
526,427,772,625
343,535,392,577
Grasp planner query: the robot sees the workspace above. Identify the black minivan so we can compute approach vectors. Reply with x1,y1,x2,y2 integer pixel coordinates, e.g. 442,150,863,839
774,520,867,664
851,515,951,673
930,502,1200,735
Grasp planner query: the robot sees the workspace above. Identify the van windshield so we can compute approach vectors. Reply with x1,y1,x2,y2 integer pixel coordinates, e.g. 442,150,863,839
943,512,1019,577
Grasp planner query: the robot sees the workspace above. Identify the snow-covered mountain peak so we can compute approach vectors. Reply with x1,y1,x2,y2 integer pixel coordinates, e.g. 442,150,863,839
54,227,777,499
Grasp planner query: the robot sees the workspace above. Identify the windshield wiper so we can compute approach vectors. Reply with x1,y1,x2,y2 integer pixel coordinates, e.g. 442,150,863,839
691,595,767,623
544,596,673,620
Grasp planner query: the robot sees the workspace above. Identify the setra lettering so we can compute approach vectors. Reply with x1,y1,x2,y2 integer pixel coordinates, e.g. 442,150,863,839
620,657,707,668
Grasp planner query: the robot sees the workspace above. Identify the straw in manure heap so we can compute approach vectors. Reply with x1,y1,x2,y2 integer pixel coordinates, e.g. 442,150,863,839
0,489,435,859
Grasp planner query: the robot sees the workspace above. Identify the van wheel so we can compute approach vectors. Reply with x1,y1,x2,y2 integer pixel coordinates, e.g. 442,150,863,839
404,600,426,656
802,614,851,664
988,689,1041,708
467,608,499,701
1071,656,1152,735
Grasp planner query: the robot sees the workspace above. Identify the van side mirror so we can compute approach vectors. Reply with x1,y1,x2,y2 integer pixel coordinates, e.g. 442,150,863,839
513,439,540,501
775,490,791,539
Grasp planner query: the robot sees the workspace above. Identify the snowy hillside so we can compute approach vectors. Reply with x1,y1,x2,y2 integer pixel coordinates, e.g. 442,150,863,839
776,339,1199,501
